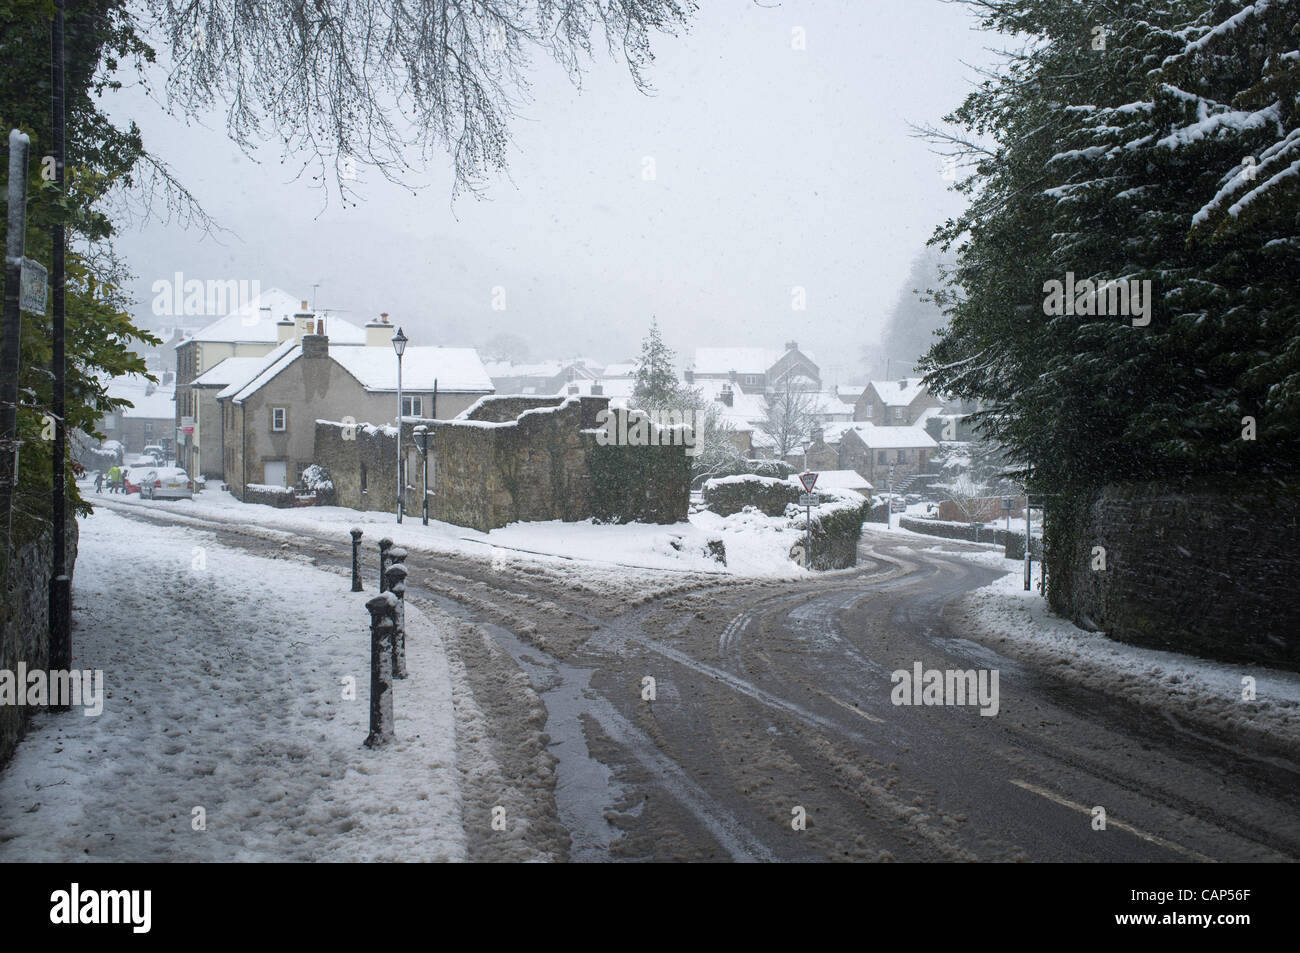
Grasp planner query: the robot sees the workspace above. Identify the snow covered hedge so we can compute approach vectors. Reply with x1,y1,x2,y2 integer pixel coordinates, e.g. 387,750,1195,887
703,475,872,569
243,483,296,508
702,474,801,516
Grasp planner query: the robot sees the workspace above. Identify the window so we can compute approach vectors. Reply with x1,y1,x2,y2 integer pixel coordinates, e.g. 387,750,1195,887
744,375,758,387
271,407,287,432
877,451,887,464
893,407,904,421
143,422,154,440
402,395,423,417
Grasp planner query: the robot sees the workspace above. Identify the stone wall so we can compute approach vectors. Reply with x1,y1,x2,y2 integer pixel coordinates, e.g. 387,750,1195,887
899,515,1016,545
314,397,689,531
1,521,79,767
314,421,399,513
1050,481,1300,670
427,397,599,531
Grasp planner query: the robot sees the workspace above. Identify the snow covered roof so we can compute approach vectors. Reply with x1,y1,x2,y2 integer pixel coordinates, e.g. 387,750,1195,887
694,379,768,429
193,356,278,388
189,288,367,345
215,340,299,400
601,362,638,378
484,360,563,378
866,377,932,407
692,347,783,375
224,342,492,403
330,346,493,393
789,470,873,491
557,378,637,401
105,374,175,419
821,421,937,449
836,385,866,402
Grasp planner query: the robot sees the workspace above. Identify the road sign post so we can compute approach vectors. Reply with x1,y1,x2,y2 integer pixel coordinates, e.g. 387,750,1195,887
798,473,818,570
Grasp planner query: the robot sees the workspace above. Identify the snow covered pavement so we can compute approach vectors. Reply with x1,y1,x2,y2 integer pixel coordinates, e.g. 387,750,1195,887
0,509,464,861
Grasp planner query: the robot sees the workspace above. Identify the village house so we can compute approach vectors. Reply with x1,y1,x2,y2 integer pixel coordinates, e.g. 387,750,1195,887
217,316,492,496
485,358,600,395
823,420,938,490
688,342,821,394
97,373,176,456
854,377,944,426
173,288,371,479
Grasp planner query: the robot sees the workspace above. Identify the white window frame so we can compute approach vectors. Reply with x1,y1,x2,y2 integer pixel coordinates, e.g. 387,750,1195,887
402,395,423,417
271,407,287,432
744,375,758,387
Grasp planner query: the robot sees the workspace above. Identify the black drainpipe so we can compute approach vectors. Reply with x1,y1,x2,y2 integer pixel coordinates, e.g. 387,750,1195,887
241,402,247,500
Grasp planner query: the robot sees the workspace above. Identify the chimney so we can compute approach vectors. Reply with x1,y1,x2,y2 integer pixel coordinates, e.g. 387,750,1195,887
684,368,694,384
162,370,175,386
590,382,604,396
277,315,295,343
365,311,392,348
720,384,733,407
786,340,798,352
301,332,329,360
728,369,738,383
294,300,315,342
898,380,907,390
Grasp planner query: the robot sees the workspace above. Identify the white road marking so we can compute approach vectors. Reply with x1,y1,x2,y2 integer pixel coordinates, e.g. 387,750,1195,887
1009,778,1214,862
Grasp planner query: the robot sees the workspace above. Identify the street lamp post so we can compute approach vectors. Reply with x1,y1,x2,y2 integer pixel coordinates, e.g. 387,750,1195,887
392,326,408,523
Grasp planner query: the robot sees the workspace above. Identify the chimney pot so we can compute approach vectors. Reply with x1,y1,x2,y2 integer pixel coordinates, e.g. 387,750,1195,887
381,313,389,323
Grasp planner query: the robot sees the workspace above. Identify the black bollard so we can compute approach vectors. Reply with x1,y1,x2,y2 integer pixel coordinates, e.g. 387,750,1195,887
378,537,393,592
350,528,364,592
364,592,398,748
385,562,408,679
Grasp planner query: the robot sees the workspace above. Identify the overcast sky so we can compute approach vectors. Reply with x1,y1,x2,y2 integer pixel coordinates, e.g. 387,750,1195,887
108,0,998,386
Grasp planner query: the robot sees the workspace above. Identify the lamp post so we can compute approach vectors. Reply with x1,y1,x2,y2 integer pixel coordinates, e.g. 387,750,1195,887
413,425,431,525
392,326,408,523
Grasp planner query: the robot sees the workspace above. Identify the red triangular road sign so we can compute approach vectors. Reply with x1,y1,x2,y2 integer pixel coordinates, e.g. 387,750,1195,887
798,471,818,493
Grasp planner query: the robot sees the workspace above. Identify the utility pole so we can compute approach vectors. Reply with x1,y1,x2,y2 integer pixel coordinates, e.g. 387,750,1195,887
49,0,71,681
2,130,31,584
1024,496,1032,591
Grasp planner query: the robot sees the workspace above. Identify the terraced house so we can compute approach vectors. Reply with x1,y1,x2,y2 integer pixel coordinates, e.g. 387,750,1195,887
213,314,493,496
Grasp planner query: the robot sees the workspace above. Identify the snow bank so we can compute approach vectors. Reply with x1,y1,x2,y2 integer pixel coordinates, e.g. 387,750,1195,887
942,549,1300,752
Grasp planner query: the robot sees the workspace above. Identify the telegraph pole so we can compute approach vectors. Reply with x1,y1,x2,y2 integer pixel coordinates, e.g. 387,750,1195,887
49,0,71,679
2,130,31,584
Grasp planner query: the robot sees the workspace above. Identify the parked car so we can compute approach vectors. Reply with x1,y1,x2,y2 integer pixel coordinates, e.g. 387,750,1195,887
141,445,166,464
121,466,147,493
140,467,194,501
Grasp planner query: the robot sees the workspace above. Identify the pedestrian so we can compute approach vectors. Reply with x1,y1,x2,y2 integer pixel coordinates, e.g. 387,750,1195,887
108,464,121,494
94,470,103,493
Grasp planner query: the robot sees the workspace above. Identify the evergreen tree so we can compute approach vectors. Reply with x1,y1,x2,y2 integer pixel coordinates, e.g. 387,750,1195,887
918,0,1300,603
632,319,685,412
